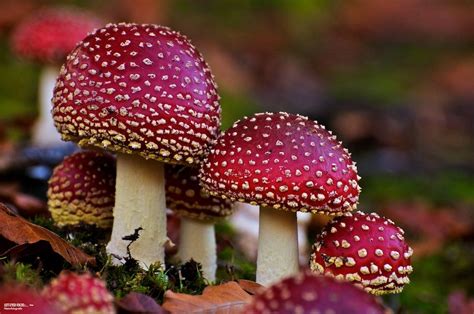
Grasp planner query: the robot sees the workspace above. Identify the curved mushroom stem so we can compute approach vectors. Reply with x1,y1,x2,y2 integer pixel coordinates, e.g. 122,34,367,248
32,65,63,146
106,153,167,269
257,207,299,285
178,217,216,281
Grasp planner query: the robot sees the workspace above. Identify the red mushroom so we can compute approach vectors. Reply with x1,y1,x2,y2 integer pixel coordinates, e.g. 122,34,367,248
43,272,115,314
200,112,360,285
245,270,388,314
47,150,115,229
166,165,233,281
11,8,101,146
310,211,413,295
52,23,221,267
0,285,61,314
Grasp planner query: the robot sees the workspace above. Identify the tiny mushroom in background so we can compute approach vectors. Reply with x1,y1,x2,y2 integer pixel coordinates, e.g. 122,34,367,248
43,272,115,314
245,270,388,314
310,211,413,295
47,150,116,229
52,23,221,268
10,8,101,147
166,165,233,281
200,112,360,285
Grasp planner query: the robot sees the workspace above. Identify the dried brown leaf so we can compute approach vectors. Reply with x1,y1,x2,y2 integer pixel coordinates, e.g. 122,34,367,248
116,292,167,313
0,203,94,266
162,282,252,314
236,280,264,295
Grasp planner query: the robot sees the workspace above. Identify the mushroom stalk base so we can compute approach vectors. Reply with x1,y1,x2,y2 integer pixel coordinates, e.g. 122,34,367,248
32,65,62,146
256,207,299,286
178,218,216,282
106,154,167,269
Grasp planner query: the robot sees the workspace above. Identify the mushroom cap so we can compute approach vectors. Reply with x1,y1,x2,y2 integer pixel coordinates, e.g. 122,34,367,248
310,211,413,295
47,150,115,228
52,23,221,165
0,285,61,314
43,272,115,314
199,112,360,215
166,165,233,221
11,8,101,63
245,270,388,314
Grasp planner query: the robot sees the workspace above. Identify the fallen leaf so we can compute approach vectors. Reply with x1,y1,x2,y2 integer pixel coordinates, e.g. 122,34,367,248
116,292,167,314
0,203,95,266
236,280,264,295
162,282,252,314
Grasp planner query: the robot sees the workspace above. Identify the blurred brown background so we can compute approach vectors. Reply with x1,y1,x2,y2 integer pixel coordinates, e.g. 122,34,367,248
0,0,472,312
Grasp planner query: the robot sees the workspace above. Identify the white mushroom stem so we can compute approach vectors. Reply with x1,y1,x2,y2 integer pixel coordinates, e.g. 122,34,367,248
178,217,216,282
32,65,63,146
106,153,167,269
257,206,299,286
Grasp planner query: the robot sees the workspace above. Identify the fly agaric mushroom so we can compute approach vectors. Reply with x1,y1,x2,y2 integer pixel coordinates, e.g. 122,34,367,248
310,211,413,295
47,150,115,228
200,112,360,285
166,165,233,281
43,272,115,314
0,285,61,314
52,23,221,268
245,270,388,314
11,8,101,147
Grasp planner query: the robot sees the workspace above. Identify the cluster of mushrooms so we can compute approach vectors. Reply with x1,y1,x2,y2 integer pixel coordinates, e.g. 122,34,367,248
19,17,414,312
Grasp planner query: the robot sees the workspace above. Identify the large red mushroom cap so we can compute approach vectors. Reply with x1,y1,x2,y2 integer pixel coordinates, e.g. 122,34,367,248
52,23,221,165
11,8,101,64
245,270,389,314
310,211,413,295
166,165,233,220
200,112,360,215
47,150,116,228
42,271,115,314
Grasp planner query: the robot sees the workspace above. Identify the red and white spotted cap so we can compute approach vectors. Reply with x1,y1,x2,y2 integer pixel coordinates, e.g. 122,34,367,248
310,211,413,295
48,150,116,228
245,270,388,314
11,8,101,63
43,271,115,314
199,112,360,215
52,23,221,165
166,165,233,221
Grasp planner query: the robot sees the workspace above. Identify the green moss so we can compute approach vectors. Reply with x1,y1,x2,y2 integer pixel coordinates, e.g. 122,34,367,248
0,262,43,288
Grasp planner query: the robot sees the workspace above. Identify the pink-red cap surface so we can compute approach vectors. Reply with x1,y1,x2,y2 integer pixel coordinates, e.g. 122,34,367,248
245,270,388,314
0,285,61,314
310,211,413,295
166,165,233,221
11,8,101,63
43,271,115,314
52,23,221,165
200,112,360,215
47,150,115,228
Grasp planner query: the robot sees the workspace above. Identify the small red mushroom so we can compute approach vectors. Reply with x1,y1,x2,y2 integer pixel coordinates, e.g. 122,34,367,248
245,270,388,314
0,285,61,314
200,112,360,285
52,23,221,268
42,271,115,314
10,8,101,147
47,150,116,228
166,165,233,281
310,211,413,295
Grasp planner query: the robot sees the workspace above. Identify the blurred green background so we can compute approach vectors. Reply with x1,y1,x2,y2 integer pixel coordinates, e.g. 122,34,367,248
0,0,472,312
